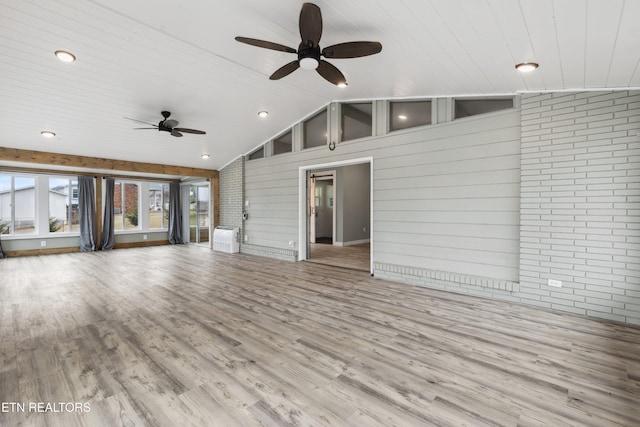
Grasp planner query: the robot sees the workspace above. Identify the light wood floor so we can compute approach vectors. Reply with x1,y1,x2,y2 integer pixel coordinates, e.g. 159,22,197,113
308,243,370,272
1,245,639,426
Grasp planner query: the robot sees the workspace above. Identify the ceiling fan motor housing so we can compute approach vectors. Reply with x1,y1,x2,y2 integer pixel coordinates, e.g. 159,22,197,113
159,111,171,131
298,41,320,69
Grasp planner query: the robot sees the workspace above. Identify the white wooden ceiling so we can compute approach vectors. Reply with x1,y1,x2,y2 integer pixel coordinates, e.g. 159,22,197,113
0,0,638,173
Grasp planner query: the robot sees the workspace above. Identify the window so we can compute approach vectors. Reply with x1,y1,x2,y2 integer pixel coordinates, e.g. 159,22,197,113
114,181,140,231
273,130,292,156
248,146,264,160
303,109,328,149
390,100,432,131
454,98,513,119
149,183,169,229
49,177,79,233
0,174,37,235
341,102,372,141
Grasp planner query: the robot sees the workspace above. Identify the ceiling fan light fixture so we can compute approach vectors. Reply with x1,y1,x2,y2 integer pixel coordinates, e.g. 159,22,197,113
337,81,348,88
201,153,210,159
258,110,269,118
54,50,76,63
235,4,382,85
398,114,408,120
299,57,319,70
40,130,56,138
516,62,538,73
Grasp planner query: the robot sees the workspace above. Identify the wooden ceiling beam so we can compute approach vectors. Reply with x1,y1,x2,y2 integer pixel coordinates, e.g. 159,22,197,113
0,147,218,178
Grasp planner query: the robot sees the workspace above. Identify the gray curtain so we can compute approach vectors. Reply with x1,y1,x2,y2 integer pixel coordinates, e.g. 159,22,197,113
100,178,115,250
78,176,96,252
181,185,191,244
0,235,6,258
168,182,183,244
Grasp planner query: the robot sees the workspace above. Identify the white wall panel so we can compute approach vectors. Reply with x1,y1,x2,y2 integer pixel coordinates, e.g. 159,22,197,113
244,107,520,282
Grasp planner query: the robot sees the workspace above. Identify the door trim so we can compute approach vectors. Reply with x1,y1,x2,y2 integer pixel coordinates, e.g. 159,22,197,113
298,156,373,274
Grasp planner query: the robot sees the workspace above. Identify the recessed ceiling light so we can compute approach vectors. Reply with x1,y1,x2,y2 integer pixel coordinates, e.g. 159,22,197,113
258,111,269,118
337,82,348,88
515,62,538,73
201,153,210,159
40,131,56,138
54,50,76,63
398,115,408,120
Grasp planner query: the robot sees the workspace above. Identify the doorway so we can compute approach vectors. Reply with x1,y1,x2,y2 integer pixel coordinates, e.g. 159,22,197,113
299,157,373,273
189,183,210,245
309,172,335,244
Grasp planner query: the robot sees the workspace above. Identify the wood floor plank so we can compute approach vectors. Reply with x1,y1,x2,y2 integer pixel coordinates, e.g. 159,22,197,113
308,242,370,272
1,245,639,426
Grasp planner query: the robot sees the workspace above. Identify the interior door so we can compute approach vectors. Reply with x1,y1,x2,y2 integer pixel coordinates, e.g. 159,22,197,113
309,175,316,244
315,180,333,241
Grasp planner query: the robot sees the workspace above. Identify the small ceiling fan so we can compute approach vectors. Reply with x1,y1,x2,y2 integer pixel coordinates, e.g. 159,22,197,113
235,2,382,86
124,111,206,137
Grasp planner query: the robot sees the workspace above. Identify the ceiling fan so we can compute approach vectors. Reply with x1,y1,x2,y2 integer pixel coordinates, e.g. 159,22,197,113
235,2,382,86
124,111,206,137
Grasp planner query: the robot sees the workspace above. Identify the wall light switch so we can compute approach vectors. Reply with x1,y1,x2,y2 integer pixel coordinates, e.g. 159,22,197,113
548,279,562,288
289,241,295,247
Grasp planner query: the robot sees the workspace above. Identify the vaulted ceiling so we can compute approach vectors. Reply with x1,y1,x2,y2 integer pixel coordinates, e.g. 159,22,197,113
1,0,638,174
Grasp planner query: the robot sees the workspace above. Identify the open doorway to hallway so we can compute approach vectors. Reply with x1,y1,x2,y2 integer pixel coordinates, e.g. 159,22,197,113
309,171,335,245
301,159,372,272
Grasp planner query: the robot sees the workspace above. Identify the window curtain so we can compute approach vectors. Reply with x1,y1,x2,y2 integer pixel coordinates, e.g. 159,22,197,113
168,182,183,244
78,176,96,252
100,178,115,250
180,185,191,244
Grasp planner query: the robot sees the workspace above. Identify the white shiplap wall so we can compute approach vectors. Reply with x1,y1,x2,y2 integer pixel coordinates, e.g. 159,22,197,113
243,103,520,282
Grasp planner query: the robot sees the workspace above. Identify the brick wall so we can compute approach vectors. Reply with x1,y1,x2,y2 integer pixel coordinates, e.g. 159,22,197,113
519,91,640,324
113,182,139,212
219,157,244,242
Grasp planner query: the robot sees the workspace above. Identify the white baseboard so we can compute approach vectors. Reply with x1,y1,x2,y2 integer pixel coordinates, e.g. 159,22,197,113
340,239,370,247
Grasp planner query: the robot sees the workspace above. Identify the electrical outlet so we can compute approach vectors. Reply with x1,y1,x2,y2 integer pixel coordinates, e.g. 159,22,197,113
363,227,366,232
143,234,148,240
244,235,248,242
548,279,562,288
40,241,46,247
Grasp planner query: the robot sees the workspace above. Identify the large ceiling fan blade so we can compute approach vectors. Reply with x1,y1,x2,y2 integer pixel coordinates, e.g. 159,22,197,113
235,36,296,53
174,128,206,135
163,119,178,129
299,3,322,45
133,127,158,130
322,41,382,59
171,129,183,137
317,60,346,86
270,60,300,80
124,117,157,127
